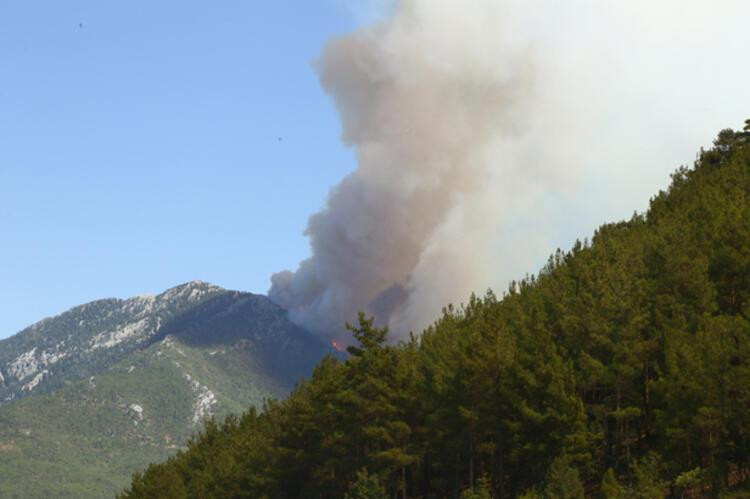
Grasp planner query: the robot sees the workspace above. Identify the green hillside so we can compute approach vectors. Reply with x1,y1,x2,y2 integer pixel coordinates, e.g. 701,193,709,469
0,282,333,498
122,121,750,498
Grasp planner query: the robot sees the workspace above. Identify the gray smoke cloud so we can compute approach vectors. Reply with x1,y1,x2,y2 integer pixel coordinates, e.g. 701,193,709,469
270,0,750,340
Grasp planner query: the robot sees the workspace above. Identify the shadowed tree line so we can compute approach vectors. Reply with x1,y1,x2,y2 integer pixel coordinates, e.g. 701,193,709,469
121,120,750,498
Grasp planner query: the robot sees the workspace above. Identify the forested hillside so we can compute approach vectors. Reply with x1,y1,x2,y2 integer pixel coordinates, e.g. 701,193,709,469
122,121,750,498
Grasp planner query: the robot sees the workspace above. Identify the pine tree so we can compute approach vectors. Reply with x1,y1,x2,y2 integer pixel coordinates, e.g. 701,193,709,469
345,469,388,499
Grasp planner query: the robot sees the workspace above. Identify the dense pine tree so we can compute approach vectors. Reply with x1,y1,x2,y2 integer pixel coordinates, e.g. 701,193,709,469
121,121,750,497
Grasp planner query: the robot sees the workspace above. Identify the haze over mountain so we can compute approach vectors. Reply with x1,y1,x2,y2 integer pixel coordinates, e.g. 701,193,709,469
0,281,334,498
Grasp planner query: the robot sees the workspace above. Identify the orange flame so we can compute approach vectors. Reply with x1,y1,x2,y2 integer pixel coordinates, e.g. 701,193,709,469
331,339,345,352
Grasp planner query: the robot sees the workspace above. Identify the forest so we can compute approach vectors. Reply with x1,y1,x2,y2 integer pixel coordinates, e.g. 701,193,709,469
120,120,750,498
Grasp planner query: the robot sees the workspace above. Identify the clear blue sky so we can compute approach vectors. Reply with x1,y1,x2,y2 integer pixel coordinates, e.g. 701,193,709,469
0,1,377,338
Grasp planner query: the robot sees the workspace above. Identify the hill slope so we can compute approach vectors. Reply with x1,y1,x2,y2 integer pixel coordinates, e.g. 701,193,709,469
0,281,333,498
122,122,750,498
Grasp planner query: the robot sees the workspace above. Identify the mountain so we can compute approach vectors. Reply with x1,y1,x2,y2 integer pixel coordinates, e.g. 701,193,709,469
121,123,750,497
0,281,334,498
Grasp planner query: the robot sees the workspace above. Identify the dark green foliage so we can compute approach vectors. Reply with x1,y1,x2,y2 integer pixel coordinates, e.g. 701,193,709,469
123,120,750,497
600,468,626,499
345,469,388,499
461,477,493,499
628,454,668,498
542,456,585,499
345,312,388,356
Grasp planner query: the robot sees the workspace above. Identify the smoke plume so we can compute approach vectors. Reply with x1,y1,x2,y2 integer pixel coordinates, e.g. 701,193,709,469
269,0,750,340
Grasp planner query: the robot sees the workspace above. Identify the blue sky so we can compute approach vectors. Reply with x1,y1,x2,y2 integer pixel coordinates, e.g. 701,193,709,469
0,1,378,338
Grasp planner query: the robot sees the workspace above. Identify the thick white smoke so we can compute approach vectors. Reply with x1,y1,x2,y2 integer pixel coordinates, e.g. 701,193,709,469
269,0,750,340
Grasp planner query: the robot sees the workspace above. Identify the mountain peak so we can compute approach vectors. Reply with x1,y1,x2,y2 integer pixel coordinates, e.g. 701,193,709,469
0,280,332,497
166,280,224,293
0,281,231,398
176,280,220,289
157,281,225,303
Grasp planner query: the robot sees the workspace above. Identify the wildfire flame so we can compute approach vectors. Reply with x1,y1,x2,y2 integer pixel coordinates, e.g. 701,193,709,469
331,339,345,353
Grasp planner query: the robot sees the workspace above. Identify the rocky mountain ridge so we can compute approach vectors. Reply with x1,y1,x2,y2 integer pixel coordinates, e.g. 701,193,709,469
0,281,224,402
0,281,334,498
